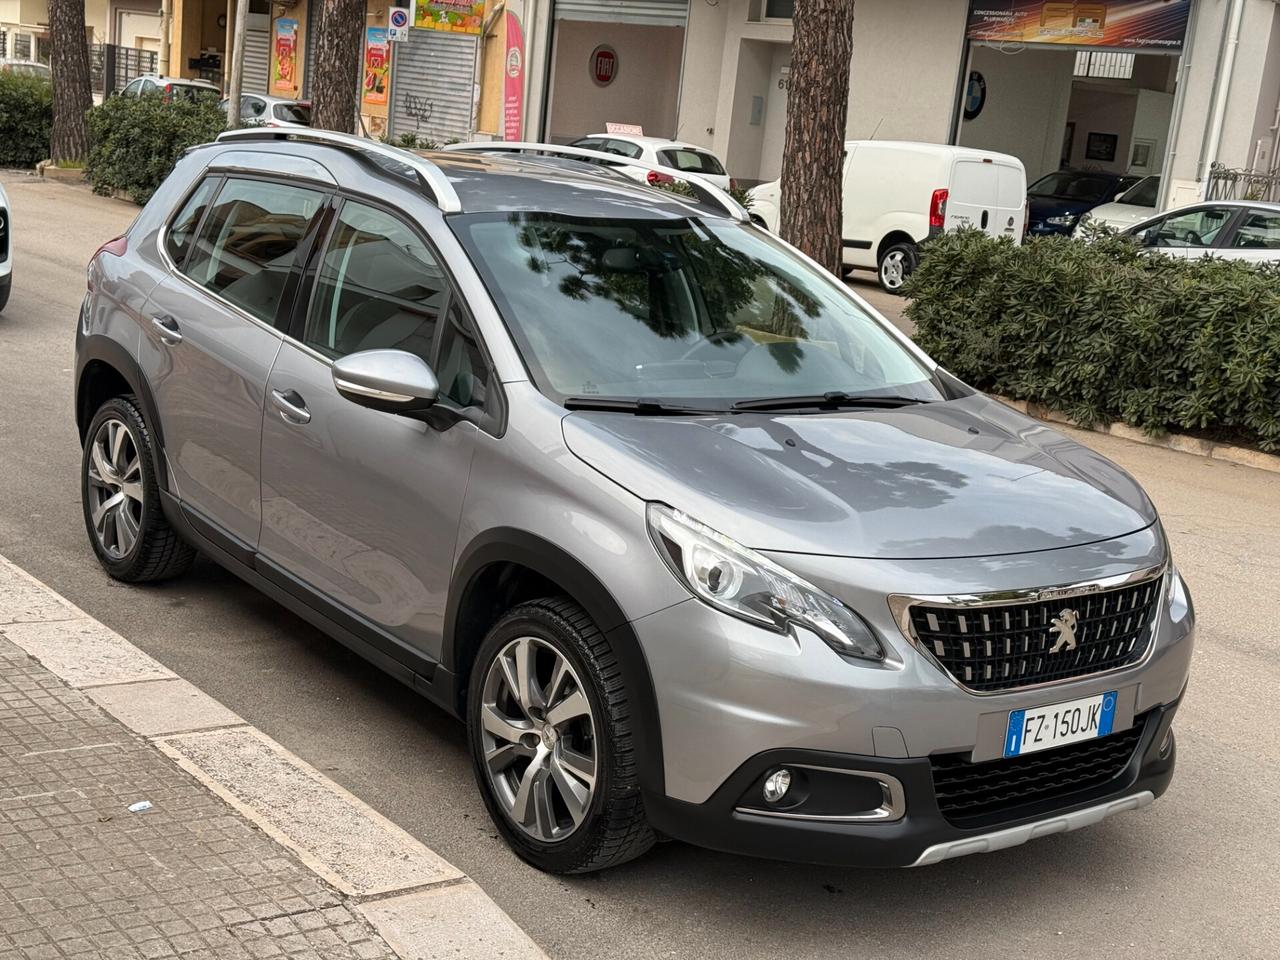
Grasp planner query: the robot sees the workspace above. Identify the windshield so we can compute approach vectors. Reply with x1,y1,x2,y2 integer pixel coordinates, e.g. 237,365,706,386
1118,176,1159,206
274,102,311,124
1028,173,1115,203
454,214,944,408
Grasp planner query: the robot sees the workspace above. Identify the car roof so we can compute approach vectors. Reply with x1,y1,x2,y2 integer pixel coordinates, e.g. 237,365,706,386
580,134,715,153
138,74,219,87
198,137,734,222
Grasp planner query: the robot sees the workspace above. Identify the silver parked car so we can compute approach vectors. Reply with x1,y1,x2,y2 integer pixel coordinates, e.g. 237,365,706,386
0,180,11,312
75,129,1194,873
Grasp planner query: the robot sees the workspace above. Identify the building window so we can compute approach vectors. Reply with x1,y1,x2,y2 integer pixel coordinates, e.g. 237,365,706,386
764,0,795,19
13,33,31,60
1074,51,1134,80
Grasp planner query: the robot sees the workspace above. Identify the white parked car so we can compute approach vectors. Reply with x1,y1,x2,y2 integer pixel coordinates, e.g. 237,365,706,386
118,74,220,103
1124,200,1280,264
568,134,732,191
0,181,10,313
750,141,1026,293
1075,176,1161,236
0,59,51,81
220,94,311,128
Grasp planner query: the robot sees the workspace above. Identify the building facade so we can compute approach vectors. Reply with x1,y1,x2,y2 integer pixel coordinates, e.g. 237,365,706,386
492,0,1280,210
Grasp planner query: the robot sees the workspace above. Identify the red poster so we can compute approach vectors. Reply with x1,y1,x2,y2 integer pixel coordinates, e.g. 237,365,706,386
503,11,524,142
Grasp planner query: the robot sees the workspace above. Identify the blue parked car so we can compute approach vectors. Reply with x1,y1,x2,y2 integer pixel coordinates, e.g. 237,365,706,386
1026,171,1142,237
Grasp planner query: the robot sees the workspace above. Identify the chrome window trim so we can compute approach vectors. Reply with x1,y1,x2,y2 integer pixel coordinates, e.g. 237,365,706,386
733,767,906,824
332,378,414,403
887,562,1169,698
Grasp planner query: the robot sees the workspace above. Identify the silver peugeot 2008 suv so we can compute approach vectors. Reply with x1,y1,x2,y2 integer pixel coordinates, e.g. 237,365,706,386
74,129,1194,874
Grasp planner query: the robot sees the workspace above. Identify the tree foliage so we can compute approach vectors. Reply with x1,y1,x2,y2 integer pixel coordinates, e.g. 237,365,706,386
906,228,1280,450
0,72,53,167
86,93,226,204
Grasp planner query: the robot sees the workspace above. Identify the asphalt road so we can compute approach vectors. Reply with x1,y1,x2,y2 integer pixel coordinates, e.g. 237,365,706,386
2,171,1277,959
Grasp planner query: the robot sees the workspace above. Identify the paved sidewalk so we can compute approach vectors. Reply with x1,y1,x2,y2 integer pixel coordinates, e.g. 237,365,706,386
0,557,547,960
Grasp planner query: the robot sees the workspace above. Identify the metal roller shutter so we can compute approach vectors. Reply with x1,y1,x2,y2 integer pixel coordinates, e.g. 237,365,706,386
554,0,689,27
243,26,271,95
390,29,477,144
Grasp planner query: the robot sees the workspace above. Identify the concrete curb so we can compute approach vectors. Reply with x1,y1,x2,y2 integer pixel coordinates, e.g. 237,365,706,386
997,396,1280,475
0,552,549,960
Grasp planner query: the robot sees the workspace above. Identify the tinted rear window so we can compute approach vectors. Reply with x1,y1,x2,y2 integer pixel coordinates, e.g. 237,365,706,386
274,103,311,124
659,149,726,176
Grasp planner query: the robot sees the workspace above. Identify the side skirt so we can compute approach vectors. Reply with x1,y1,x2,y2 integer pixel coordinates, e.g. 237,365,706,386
159,491,460,719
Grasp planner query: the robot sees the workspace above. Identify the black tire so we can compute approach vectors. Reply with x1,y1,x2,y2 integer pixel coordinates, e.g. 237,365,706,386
0,275,10,313
467,597,655,873
80,395,196,582
877,241,918,295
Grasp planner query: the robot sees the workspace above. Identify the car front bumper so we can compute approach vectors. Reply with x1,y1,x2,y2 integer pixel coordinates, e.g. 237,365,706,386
632,528,1192,865
644,691,1180,867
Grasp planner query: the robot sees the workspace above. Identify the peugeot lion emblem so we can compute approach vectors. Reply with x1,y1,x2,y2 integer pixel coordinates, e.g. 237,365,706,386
1049,609,1079,653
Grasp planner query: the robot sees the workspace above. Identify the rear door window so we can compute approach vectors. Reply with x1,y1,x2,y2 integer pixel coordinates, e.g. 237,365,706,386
183,177,326,325
659,149,726,176
1229,210,1280,249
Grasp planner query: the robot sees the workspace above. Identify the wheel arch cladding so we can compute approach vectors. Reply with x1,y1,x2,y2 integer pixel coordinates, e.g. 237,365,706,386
76,336,168,486
445,528,666,795
878,230,916,263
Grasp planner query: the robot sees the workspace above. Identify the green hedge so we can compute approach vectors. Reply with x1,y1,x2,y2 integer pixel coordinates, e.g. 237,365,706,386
905,229,1280,451
0,72,53,167
86,92,226,204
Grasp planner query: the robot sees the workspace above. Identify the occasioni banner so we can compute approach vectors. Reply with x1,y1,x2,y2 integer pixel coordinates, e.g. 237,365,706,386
967,1,1192,51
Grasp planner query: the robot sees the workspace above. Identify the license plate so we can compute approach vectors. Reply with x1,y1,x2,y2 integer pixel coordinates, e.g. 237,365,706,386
1004,691,1117,758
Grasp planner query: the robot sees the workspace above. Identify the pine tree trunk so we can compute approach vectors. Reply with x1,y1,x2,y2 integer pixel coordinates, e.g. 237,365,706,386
49,0,92,164
311,0,366,133
779,0,855,274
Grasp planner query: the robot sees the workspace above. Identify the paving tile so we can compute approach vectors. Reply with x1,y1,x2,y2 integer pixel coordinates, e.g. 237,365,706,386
84,678,244,736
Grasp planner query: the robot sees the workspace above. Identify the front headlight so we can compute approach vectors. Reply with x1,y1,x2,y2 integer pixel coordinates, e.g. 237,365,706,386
646,503,885,661
1046,214,1078,226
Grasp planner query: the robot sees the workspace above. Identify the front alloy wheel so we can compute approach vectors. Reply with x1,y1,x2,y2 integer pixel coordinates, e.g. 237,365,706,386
467,598,655,873
479,636,598,842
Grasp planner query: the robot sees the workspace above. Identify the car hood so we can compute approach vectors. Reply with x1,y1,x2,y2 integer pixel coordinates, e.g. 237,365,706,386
1028,195,1105,220
1086,201,1154,229
562,394,1156,560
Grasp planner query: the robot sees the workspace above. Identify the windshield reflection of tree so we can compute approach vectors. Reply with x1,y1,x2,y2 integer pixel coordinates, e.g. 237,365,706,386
511,214,821,374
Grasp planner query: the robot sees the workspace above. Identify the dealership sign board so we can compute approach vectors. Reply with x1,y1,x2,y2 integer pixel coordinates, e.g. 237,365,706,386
966,1,1191,51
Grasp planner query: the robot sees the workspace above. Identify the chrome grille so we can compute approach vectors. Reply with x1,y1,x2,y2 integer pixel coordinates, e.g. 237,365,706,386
904,574,1163,693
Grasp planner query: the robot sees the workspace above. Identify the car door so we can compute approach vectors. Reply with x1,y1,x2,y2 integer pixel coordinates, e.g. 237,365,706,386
257,196,492,663
1218,207,1280,264
140,173,328,548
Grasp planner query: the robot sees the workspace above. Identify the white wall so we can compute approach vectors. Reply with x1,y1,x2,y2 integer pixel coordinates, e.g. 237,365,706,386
958,45,1076,181
545,19,685,142
1130,88,1175,175
758,42,790,181
1067,86,1139,173
845,0,969,143
675,0,730,144
723,38,773,180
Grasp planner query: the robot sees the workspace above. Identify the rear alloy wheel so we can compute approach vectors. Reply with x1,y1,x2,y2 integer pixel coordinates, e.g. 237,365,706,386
877,241,918,295
468,598,655,873
81,396,195,582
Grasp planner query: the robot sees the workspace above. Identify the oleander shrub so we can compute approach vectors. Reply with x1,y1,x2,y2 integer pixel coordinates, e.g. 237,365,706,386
86,92,226,204
0,71,54,167
905,228,1280,450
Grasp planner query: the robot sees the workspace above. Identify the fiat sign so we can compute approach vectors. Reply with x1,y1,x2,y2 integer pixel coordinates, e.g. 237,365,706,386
590,45,617,86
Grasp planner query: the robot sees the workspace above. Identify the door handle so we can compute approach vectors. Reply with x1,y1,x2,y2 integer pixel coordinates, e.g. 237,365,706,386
981,210,991,230
151,315,182,345
271,389,311,425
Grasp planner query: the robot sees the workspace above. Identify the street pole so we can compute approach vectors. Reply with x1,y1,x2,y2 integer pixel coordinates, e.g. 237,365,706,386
227,0,250,129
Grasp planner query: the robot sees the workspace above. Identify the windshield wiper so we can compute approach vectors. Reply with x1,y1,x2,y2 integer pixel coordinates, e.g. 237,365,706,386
732,392,932,412
563,397,716,416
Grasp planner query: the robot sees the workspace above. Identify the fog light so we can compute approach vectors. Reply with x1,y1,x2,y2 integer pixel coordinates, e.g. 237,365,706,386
762,769,792,804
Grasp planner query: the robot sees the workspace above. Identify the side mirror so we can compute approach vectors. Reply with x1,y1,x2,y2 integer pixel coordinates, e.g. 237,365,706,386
332,349,439,416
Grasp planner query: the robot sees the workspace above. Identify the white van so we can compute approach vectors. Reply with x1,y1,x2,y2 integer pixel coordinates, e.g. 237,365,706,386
749,141,1027,293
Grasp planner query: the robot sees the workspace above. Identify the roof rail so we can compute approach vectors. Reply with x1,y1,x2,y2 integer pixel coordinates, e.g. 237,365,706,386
215,127,462,214
442,141,749,224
